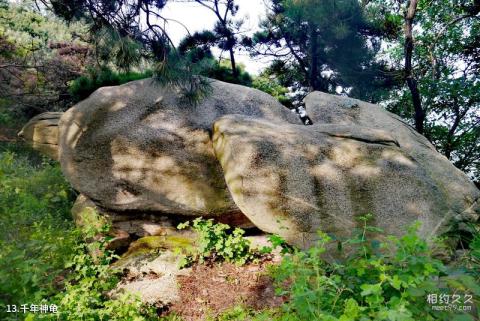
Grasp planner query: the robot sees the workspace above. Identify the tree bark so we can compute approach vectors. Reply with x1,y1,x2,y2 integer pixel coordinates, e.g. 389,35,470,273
228,45,238,78
404,0,425,134
201,0,239,79
309,26,320,91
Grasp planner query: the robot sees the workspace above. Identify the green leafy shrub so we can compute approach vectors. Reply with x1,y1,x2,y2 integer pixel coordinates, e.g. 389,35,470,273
0,145,78,320
0,109,13,125
260,234,295,255
451,223,480,279
470,227,480,269
204,59,252,87
206,305,277,321
0,99,27,128
30,233,157,321
252,76,292,107
0,144,157,321
269,216,480,321
69,67,153,102
0,102,15,126
177,218,257,266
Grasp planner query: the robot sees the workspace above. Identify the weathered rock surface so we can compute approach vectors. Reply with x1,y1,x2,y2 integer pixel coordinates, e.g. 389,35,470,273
72,193,203,250
52,79,479,248
18,112,62,160
71,194,132,251
59,78,300,218
114,250,191,306
112,232,198,306
212,93,479,247
71,193,107,229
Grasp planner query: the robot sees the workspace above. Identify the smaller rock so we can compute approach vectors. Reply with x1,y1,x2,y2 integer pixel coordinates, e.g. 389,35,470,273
72,194,132,251
71,194,107,231
109,215,177,239
112,230,198,307
18,112,62,160
105,229,131,252
114,250,191,306
122,233,197,258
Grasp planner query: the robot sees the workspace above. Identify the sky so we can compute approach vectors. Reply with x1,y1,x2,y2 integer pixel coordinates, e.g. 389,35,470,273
161,0,271,75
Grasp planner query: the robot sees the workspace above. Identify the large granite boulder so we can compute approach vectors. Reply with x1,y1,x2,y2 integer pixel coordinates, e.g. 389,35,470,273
59,78,300,218
18,112,62,160
212,92,479,247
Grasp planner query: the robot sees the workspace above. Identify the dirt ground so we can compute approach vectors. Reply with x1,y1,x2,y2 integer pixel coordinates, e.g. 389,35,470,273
167,260,284,321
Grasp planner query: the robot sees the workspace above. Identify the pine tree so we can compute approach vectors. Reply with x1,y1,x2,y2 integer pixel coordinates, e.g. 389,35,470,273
249,0,392,101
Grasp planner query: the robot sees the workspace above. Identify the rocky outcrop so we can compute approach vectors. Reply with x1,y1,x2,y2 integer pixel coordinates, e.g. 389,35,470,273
305,92,480,224
44,78,478,248
18,112,62,160
58,78,300,219
212,93,479,247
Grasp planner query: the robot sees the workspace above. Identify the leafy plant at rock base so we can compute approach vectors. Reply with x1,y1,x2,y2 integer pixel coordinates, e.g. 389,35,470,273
470,226,480,270
0,144,157,321
177,218,258,266
269,217,480,321
450,223,480,279
260,234,295,256
25,219,158,321
0,145,78,321
30,234,157,321
206,305,278,321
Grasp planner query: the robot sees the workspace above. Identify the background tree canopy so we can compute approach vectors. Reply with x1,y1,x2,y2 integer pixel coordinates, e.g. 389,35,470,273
248,0,393,101
364,0,480,182
0,0,479,182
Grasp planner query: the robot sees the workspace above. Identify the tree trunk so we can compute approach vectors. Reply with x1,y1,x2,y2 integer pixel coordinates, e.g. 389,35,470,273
309,26,320,91
228,46,238,78
404,0,425,134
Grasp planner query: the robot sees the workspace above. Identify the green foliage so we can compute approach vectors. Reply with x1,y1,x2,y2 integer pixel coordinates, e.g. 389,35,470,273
0,100,20,126
267,217,480,321
368,0,480,181
205,59,252,87
251,0,390,101
155,53,214,106
0,2,90,115
260,234,294,256
206,305,277,321
470,227,480,268
177,218,257,266
0,144,78,320
178,1,243,79
0,2,87,55
31,235,157,321
178,31,252,87
0,144,157,321
252,75,292,107
69,67,153,102
449,223,480,279
93,27,144,72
